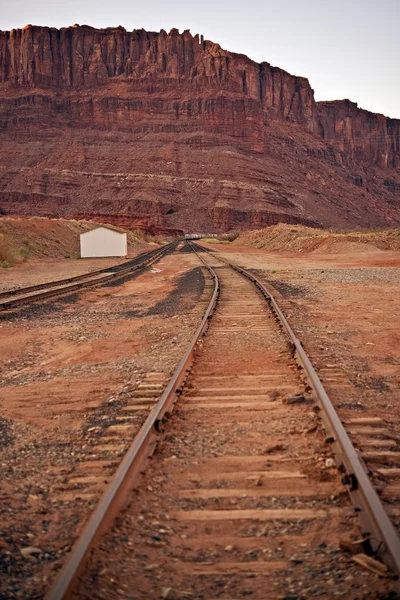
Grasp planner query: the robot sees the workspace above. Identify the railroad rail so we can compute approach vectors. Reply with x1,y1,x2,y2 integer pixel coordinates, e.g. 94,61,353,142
0,243,175,311
197,244,400,578
42,242,399,598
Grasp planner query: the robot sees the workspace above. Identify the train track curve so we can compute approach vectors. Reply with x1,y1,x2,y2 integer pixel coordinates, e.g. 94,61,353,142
36,241,400,598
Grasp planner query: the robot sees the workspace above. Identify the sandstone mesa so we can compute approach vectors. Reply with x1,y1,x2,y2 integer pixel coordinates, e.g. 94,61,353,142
0,25,399,232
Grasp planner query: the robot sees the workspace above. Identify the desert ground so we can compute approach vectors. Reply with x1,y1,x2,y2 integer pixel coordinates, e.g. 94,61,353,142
0,222,399,598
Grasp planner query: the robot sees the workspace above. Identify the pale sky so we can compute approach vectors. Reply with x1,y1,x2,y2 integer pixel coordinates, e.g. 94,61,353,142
1,0,399,119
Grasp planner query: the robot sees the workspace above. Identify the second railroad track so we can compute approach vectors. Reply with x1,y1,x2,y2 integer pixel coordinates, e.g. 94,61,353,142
0,243,176,311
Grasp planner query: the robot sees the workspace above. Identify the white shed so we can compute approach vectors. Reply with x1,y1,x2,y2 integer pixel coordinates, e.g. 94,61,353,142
80,227,127,258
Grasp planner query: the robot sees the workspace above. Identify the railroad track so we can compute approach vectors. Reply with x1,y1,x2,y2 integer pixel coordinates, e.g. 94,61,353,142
0,243,176,311
1,240,218,600
41,241,400,599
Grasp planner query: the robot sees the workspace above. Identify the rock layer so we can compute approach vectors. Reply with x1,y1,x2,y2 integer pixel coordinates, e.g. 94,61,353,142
0,25,399,231
318,100,400,169
0,25,317,130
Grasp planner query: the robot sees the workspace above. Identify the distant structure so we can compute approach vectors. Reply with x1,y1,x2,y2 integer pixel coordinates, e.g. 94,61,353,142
185,233,218,240
80,226,127,258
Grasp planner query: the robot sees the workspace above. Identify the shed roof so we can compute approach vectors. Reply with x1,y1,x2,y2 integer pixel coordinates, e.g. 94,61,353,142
80,226,127,237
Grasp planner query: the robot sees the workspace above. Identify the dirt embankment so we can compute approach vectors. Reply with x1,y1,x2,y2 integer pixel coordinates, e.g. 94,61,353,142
0,216,147,263
236,223,400,254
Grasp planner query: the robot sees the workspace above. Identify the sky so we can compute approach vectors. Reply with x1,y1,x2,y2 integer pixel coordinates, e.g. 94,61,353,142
1,0,399,119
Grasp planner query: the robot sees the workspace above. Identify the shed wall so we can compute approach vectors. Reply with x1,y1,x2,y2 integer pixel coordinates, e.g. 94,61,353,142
80,228,127,258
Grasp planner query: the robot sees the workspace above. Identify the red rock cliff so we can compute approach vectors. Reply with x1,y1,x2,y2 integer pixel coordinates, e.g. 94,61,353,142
2,25,398,168
0,25,317,130
317,99,400,169
0,25,399,231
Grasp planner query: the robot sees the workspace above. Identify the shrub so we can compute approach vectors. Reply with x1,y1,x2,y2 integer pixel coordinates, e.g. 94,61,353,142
146,234,165,244
132,229,146,241
131,229,165,245
0,234,19,267
19,247,30,262
202,237,230,244
218,231,239,242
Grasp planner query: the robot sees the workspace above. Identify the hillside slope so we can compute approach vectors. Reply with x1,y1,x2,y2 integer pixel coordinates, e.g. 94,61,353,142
0,216,146,259
236,223,400,254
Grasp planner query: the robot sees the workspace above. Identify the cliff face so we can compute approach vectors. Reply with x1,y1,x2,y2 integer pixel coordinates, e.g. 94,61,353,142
317,100,400,169
0,25,317,129
0,25,399,231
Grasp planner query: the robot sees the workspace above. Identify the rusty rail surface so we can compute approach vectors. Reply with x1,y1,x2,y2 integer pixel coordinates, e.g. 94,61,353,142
0,243,175,311
45,247,220,600
196,242,400,586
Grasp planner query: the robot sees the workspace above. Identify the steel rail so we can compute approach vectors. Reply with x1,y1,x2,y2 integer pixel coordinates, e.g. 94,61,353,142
0,245,171,301
45,241,400,598
0,243,175,311
45,245,220,600
195,242,400,586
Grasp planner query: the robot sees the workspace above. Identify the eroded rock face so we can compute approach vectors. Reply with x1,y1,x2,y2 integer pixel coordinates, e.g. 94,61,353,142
0,25,399,231
317,100,400,169
0,25,317,130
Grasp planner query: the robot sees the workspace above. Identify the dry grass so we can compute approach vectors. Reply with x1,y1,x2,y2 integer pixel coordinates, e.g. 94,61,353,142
201,238,231,244
0,234,21,267
218,231,239,242
132,229,166,245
